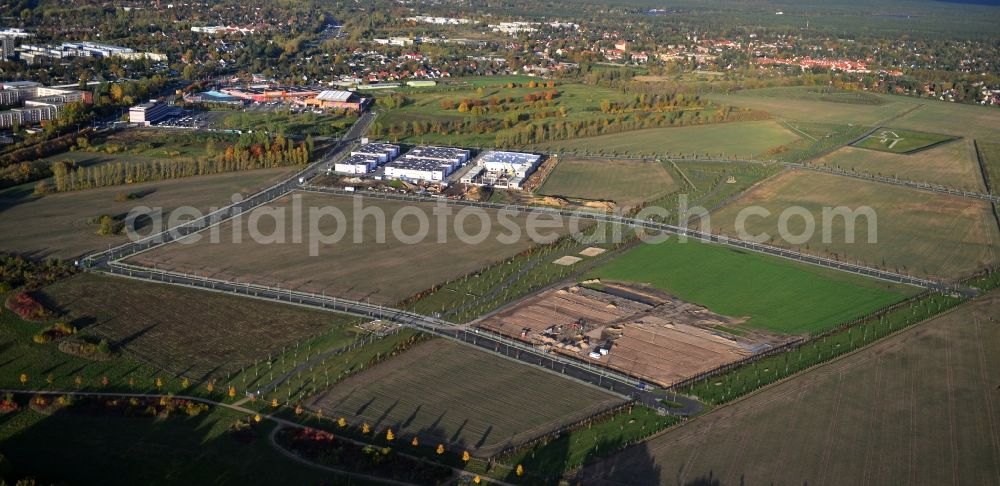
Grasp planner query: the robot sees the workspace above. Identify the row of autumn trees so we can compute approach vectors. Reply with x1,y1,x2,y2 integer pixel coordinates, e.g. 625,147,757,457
38,133,313,194
372,105,768,147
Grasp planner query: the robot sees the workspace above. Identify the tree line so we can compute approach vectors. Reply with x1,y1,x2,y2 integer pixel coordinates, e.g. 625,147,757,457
37,135,312,194
370,105,767,146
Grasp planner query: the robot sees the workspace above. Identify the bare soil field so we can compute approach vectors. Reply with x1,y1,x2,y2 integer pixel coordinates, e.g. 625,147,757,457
813,139,985,192
305,339,624,456
578,292,1000,486
0,167,299,260
711,170,1000,279
128,191,569,305
476,285,783,387
37,273,357,381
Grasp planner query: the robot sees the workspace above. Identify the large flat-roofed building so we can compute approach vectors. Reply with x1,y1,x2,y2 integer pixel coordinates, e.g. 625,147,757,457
351,142,400,163
465,150,543,189
335,154,383,174
129,100,175,126
220,85,321,103
384,145,471,182
305,90,368,111
0,82,91,128
384,157,453,182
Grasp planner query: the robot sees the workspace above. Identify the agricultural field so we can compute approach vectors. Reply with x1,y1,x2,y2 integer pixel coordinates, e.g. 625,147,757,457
0,406,365,486
304,339,625,456
37,273,359,381
814,139,984,191
0,167,299,260
890,96,1000,140
978,141,1000,194
587,238,917,334
704,87,918,125
536,157,677,207
128,191,570,305
851,127,955,154
578,292,1000,486
530,120,801,159
711,171,1000,279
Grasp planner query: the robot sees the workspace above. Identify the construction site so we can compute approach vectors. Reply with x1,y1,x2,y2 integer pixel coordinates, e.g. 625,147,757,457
475,281,792,387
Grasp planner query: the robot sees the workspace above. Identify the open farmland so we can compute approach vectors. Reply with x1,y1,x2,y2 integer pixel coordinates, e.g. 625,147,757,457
305,339,625,456
37,273,359,381
978,141,1000,195
704,87,918,124
0,167,298,260
711,171,1000,279
588,239,916,334
814,139,985,191
851,127,956,154
530,120,801,159
578,292,1000,486
536,157,677,207
128,191,569,305
890,96,1000,140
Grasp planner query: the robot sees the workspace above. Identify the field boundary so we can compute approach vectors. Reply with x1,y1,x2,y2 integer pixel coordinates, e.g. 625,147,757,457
972,139,1000,233
665,291,927,392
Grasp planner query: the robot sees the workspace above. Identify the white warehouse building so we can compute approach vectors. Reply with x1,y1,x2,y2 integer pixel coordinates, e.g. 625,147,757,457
464,150,543,189
334,142,401,174
384,146,471,182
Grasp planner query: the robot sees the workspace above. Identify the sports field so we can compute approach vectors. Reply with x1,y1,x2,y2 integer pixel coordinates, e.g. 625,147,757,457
38,273,358,381
578,292,1000,486
851,127,955,154
305,339,625,456
129,191,569,305
530,120,801,159
814,139,985,191
536,157,677,207
587,238,915,334
711,171,1000,279
0,167,298,260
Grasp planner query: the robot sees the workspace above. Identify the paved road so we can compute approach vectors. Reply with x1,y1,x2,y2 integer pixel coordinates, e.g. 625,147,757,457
298,186,975,296
102,261,698,414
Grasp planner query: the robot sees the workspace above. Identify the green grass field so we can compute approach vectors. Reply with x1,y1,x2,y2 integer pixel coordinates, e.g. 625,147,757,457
851,127,955,154
815,139,985,191
373,80,721,147
0,167,299,260
711,171,1000,279
530,120,800,159
588,239,916,334
890,95,1000,141
536,157,678,207
704,87,918,125
579,292,1000,486
215,110,357,137
978,141,1000,195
